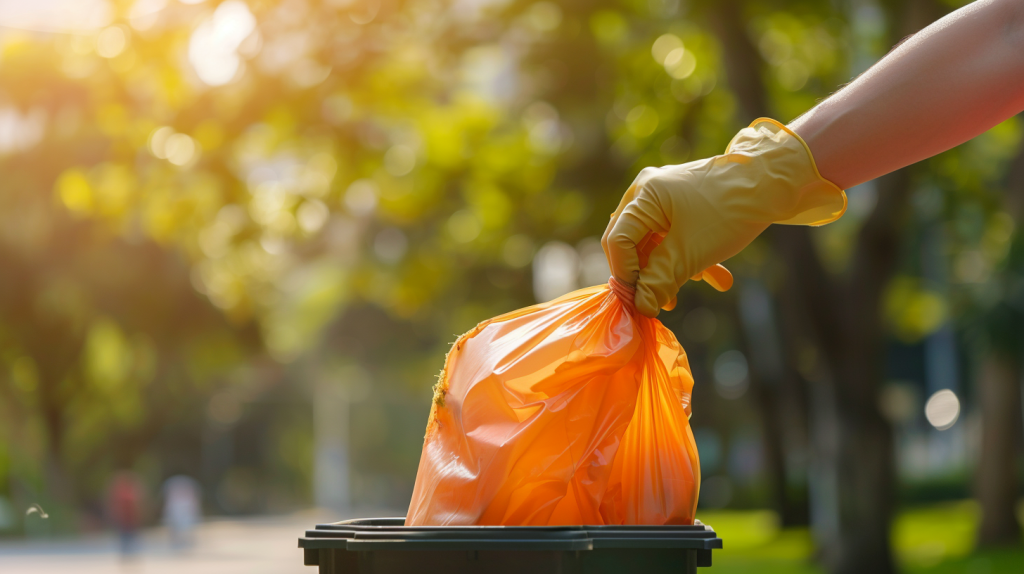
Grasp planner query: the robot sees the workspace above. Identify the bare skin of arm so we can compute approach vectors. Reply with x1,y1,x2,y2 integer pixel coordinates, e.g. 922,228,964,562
790,0,1024,190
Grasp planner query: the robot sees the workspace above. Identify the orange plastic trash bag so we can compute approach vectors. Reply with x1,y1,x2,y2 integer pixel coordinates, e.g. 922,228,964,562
406,277,700,526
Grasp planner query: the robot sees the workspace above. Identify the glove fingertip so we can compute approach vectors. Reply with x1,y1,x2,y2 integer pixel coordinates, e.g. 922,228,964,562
701,264,734,292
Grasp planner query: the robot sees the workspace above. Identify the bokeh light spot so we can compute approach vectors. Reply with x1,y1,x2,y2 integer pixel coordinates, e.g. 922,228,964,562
384,145,416,177
447,210,481,244
532,241,579,302
344,179,378,216
148,126,174,159
776,59,810,91
713,350,749,400
129,0,167,31
577,237,610,287
96,26,127,58
297,199,330,234
526,2,562,33
665,48,696,79
165,133,197,166
56,169,94,214
651,34,683,65
924,390,960,431
188,0,256,86
626,104,659,138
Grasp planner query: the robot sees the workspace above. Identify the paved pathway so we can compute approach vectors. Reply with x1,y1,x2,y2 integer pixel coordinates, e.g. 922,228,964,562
0,510,400,574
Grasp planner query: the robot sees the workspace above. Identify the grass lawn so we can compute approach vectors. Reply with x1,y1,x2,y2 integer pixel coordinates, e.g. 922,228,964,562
698,501,1024,573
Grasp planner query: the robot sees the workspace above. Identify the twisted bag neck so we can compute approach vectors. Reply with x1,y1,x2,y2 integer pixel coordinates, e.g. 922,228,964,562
608,276,636,314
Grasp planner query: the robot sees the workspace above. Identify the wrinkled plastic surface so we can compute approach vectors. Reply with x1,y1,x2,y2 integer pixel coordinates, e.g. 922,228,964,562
406,278,700,526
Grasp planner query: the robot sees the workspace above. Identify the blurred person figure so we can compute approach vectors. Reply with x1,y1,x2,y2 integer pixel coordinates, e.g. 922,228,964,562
108,471,144,559
162,474,201,549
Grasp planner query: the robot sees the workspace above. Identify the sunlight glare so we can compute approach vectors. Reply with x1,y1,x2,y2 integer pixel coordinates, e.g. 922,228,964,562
188,0,257,86
0,0,111,32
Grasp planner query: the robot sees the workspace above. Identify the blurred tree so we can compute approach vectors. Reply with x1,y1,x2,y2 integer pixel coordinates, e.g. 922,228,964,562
0,3,1019,567
0,193,259,515
1,0,565,521
713,1,967,572
970,121,1024,547
710,0,816,529
975,354,1022,546
776,2,963,571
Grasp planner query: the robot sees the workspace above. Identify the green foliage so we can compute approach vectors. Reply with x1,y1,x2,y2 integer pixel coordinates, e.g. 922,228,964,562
0,0,1020,535
703,502,1024,573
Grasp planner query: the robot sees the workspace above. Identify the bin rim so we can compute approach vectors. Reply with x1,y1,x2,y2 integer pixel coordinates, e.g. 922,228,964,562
298,517,723,552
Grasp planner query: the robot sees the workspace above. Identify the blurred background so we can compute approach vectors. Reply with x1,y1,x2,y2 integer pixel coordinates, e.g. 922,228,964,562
0,0,1021,572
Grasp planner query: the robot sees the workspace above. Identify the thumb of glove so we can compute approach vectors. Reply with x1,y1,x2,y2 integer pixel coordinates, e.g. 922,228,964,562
637,251,735,316
693,264,734,292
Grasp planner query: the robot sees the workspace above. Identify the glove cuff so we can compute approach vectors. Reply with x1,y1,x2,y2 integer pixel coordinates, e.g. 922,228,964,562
727,117,847,227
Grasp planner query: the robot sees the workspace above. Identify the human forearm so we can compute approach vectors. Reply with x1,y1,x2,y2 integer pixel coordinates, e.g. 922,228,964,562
790,0,1024,189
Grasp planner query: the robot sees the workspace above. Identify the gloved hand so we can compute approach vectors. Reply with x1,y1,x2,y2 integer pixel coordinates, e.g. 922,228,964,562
602,118,846,317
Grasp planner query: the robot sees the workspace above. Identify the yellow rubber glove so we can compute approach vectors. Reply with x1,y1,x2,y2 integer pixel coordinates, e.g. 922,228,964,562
602,118,847,317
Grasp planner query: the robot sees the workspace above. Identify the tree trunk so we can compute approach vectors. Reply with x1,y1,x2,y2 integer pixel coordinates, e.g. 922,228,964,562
712,0,812,528
974,355,1023,546
972,115,1024,547
775,277,815,527
713,0,952,570
772,167,910,574
739,281,810,527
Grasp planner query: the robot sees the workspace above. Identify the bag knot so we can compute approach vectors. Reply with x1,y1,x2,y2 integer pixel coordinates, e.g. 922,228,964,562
608,276,636,314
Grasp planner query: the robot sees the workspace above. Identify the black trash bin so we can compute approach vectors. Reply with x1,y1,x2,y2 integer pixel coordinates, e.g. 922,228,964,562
299,517,723,574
